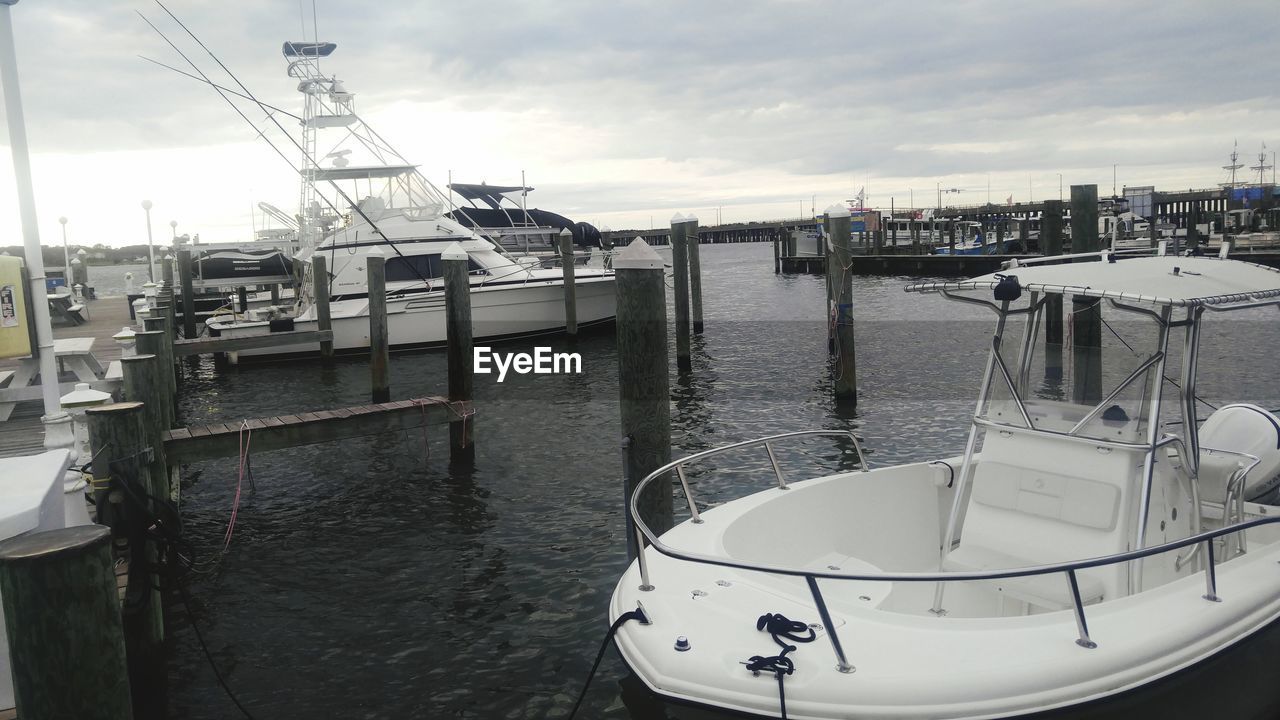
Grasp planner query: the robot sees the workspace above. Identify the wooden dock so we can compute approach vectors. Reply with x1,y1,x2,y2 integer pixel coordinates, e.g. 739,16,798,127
163,396,472,463
0,296,134,459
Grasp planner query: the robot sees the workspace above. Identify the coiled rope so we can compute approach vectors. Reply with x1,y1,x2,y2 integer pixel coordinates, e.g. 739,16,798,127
743,612,816,719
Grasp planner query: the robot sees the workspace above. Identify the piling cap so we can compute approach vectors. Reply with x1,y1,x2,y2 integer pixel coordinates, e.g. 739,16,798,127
112,326,136,342
684,213,699,224
670,212,685,223
613,237,665,270
60,383,113,408
441,242,469,261
826,205,850,218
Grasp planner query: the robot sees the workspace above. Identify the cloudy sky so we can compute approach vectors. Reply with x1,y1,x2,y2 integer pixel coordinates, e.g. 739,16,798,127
1,0,1277,247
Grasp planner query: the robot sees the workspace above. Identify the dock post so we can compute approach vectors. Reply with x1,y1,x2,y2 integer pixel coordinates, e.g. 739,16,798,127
559,228,577,336
948,221,956,255
0,526,132,720
996,222,1006,254
670,214,692,372
121,354,171,502
614,238,674,552
686,215,704,334
773,231,781,273
236,287,248,316
177,249,197,339
442,243,475,463
270,284,281,304
86,402,164,714
142,315,177,413
1149,193,1160,248
367,255,390,403
1041,200,1065,344
311,254,334,359
1069,185,1102,404
132,330,174,432
828,207,857,406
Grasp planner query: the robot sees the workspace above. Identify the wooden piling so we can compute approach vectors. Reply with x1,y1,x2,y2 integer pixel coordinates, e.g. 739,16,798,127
311,255,334,359
773,233,781,273
829,208,857,406
670,215,692,372
1041,200,1065,346
132,330,175,432
614,238,674,549
142,315,177,412
177,249,197,339
442,243,475,462
236,287,249,316
559,228,577,336
0,525,132,720
367,255,390,403
996,222,1006,254
86,402,164,713
949,221,956,255
121,354,171,502
1069,185,1102,404
686,216,704,334
1149,192,1160,248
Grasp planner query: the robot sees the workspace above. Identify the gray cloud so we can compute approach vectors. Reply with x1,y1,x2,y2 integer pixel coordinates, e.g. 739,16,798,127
2,0,1278,233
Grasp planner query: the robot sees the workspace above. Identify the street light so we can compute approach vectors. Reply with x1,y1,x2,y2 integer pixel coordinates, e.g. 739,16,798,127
141,199,155,281
58,215,69,291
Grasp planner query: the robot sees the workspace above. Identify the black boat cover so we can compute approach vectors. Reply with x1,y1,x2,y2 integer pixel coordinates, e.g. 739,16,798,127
447,207,602,248
283,42,337,58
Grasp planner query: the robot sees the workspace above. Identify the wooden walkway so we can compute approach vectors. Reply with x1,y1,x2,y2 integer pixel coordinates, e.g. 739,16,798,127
0,297,134,459
163,397,472,463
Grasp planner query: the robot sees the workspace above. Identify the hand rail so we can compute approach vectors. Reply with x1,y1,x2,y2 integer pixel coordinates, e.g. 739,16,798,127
627,431,1280,670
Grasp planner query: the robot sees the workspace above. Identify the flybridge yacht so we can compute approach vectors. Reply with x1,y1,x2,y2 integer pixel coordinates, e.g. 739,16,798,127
611,247,1280,719
204,41,615,357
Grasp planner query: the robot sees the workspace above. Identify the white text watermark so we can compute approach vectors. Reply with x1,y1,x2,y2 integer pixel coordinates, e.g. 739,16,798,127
474,346,582,382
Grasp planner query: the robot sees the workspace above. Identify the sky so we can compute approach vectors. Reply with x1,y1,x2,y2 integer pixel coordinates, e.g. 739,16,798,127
1,0,1278,248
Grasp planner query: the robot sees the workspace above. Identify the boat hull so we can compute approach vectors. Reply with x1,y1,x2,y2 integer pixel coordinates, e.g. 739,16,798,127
609,463,1280,720
207,275,616,359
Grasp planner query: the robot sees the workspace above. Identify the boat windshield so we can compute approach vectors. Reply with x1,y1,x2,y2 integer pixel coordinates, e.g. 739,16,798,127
979,297,1169,445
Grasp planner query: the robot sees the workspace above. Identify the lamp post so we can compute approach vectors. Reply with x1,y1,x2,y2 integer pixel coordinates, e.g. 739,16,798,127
58,215,69,291
141,199,155,281
169,219,177,243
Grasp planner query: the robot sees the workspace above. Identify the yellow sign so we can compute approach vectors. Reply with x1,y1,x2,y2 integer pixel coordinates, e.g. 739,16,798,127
0,256,32,359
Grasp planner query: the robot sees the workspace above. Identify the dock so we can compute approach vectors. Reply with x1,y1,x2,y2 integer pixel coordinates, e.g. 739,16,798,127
0,296,133,459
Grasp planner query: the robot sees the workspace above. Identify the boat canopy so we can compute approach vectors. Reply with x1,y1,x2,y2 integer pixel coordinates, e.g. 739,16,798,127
906,255,1280,308
283,42,336,58
448,183,532,209
308,164,417,181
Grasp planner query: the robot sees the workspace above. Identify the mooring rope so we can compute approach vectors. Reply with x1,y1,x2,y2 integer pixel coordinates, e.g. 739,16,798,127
743,612,816,720
566,606,648,720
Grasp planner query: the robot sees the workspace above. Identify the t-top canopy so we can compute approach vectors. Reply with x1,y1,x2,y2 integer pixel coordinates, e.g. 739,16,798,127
449,182,532,209
307,164,417,181
283,42,336,58
906,255,1280,308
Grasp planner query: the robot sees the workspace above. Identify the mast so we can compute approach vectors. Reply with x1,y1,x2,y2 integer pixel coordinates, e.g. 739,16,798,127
1249,143,1271,187
1221,141,1244,189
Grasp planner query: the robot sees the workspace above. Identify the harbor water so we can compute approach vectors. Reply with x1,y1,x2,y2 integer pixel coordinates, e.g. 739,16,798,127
163,243,1278,718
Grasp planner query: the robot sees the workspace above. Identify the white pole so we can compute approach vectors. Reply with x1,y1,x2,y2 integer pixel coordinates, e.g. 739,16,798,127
58,215,69,290
0,0,72,439
142,199,155,281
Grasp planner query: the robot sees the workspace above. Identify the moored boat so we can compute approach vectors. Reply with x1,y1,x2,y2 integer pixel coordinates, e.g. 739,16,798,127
610,248,1280,718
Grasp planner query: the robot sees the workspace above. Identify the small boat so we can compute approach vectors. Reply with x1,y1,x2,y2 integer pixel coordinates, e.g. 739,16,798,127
205,40,615,357
610,247,1280,718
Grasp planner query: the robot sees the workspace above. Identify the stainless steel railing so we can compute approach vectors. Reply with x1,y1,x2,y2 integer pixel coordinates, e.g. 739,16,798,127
626,430,1280,675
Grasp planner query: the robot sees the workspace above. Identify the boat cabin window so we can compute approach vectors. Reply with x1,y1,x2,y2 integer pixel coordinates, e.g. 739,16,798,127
384,254,486,282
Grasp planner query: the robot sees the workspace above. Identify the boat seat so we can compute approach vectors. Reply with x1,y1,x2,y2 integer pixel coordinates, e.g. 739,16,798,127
1197,404,1280,505
943,546,1104,610
943,458,1122,611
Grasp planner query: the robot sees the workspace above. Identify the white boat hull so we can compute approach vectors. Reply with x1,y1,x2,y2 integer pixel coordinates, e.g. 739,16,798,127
610,462,1280,719
207,275,616,358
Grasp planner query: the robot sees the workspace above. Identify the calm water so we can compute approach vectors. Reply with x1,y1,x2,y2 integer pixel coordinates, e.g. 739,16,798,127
164,243,1278,718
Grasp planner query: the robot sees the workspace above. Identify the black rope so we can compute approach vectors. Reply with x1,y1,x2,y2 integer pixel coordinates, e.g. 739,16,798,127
566,607,648,720
743,612,815,720
176,582,258,720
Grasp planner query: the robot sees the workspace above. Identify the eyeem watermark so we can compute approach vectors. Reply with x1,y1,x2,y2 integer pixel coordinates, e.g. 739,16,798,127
474,346,582,382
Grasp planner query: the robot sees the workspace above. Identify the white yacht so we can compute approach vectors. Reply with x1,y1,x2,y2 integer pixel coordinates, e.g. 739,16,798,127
204,41,615,357
610,248,1280,718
